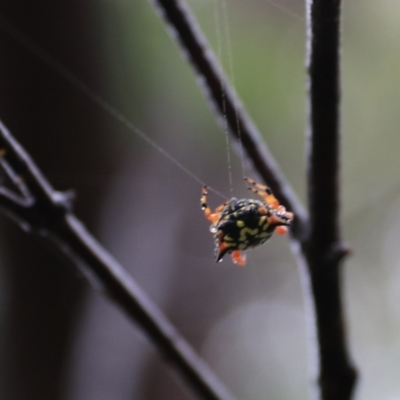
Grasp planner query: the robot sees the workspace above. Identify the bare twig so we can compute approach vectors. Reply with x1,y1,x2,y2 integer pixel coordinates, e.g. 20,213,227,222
305,0,357,399
0,120,235,400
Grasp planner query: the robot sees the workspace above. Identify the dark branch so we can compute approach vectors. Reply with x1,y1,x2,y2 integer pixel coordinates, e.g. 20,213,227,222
0,120,235,400
0,186,32,226
149,0,307,239
0,120,55,202
306,1,357,399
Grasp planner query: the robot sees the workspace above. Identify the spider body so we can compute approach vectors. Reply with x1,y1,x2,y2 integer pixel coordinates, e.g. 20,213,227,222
201,178,293,266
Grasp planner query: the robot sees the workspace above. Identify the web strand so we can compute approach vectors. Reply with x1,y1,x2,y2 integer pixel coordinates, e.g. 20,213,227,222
264,0,304,21
0,14,227,200
214,0,303,186
212,0,234,197
218,0,247,181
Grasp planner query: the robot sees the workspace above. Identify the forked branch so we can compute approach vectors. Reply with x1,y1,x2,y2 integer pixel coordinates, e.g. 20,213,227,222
0,120,235,400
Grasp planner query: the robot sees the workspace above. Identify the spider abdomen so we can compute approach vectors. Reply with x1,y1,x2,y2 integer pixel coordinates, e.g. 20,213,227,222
214,199,276,260
201,180,293,265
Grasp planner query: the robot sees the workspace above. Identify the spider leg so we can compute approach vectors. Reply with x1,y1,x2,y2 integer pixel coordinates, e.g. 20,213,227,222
275,226,289,235
201,186,226,223
244,177,272,194
215,200,229,214
231,250,246,266
244,177,280,209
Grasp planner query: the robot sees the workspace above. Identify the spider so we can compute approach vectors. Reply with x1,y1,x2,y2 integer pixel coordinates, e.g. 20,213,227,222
201,177,294,266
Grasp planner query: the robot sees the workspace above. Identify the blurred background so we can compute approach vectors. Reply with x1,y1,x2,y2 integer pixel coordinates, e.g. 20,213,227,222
0,0,398,399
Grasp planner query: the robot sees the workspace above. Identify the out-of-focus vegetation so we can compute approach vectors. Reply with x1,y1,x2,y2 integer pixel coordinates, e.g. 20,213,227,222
0,1,399,399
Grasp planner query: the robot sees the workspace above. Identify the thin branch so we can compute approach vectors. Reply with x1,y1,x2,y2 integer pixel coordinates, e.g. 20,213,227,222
0,121,55,202
306,0,357,399
0,186,32,225
0,120,236,400
149,0,307,239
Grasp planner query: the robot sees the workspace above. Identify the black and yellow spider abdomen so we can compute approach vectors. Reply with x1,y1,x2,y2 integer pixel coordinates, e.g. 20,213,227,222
214,198,279,261
201,179,293,265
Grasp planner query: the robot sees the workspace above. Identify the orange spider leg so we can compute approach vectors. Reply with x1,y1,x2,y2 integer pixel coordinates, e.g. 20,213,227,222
275,226,288,235
244,177,280,209
231,250,246,266
283,211,294,221
215,201,229,214
201,186,227,223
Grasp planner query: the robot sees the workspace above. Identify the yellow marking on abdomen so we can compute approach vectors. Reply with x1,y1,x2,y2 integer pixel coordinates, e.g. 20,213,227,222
240,227,259,237
262,223,270,231
258,232,272,239
258,216,266,226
